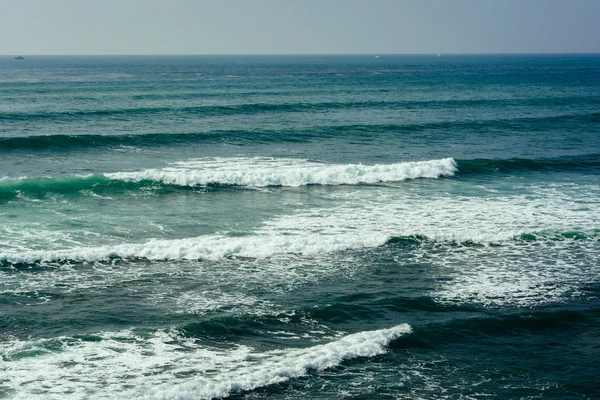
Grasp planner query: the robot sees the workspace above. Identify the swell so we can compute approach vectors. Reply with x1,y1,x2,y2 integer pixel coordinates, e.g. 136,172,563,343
2,97,599,122
1,112,599,152
1,100,393,120
179,300,594,343
392,308,598,351
455,153,600,174
0,100,414,121
0,174,136,199
0,130,305,152
0,174,201,202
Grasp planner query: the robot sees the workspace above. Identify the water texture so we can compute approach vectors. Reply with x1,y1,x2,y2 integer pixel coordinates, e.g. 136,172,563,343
1,54,599,399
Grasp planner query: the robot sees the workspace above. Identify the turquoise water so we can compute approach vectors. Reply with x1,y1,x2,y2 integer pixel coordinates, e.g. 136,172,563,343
1,55,599,399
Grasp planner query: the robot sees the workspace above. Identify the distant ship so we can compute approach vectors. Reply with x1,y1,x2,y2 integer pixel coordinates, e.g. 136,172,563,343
15,56,25,60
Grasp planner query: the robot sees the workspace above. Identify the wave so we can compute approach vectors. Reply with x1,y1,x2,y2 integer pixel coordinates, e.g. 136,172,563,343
2,112,599,152
393,310,590,351
154,324,411,399
1,324,411,399
0,100,426,122
388,230,599,246
0,129,322,152
0,157,457,200
0,231,390,266
2,229,597,267
0,100,396,122
456,154,600,174
106,157,457,187
2,97,599,122
2,153,598,201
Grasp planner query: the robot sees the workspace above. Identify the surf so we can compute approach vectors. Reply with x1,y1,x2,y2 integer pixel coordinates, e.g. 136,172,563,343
0,157,457,201
0,324,411,399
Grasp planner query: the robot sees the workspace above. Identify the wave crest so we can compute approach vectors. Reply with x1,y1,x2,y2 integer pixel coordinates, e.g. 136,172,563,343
152,324,411,399
106,157,457,187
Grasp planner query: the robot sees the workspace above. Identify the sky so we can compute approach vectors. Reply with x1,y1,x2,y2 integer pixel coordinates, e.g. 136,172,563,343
1,0,599,55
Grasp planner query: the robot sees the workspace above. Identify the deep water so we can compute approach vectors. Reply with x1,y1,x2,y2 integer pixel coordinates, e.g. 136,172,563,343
1,54,599,399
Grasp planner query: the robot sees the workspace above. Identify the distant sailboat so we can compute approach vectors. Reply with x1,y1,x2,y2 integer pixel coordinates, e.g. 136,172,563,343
437,52,441,57
375,55,380,59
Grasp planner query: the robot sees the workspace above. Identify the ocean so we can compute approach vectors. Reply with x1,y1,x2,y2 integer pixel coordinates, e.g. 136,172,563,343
0,54,599,399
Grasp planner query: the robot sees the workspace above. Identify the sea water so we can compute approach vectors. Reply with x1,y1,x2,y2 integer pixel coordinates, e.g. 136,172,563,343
1,54,599,399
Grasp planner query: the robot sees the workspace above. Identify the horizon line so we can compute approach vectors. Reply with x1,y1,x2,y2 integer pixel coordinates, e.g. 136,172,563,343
2,52,600,57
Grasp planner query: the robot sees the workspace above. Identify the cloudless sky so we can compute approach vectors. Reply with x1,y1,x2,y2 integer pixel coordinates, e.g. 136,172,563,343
1,0,599,55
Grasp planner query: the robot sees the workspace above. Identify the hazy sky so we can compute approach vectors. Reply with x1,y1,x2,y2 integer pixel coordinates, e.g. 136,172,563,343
1,0,599,55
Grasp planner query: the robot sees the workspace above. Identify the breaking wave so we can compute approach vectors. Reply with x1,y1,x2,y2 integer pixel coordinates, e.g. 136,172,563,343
2,153,598,201
106,157,457,187
0,231,390,265
1,324,411,399
0,157,457,200
153,324,411,399
2,229,597,267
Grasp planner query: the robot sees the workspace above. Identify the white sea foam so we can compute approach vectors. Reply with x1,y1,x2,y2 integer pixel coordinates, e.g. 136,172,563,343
0,230,389,264
0,324,411,399
172,290,275,316
104,157,457,187
0,329,251,399
432,240,600,307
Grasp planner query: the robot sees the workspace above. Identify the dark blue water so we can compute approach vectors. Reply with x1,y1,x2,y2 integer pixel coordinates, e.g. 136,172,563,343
1,55,599,399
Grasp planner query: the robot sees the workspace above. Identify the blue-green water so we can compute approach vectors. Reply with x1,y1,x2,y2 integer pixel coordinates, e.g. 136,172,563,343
1,55,599,399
